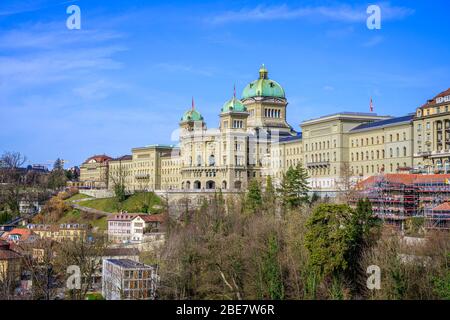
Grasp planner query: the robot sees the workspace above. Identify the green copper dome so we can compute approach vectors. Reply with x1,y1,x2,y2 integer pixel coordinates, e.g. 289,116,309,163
242,65,285,100
181,109,203,122
221,97,247,113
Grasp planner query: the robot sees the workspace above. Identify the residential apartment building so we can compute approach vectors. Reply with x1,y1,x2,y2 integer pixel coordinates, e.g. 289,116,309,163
107,213,165,243
0,240,22,283
27,223,87,242
102,259,158,300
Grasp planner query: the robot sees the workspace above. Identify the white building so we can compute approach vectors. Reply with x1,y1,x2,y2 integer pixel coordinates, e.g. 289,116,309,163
107,213,165,244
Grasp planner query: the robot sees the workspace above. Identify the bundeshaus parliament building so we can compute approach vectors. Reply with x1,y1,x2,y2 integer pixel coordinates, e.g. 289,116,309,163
79,65,450,196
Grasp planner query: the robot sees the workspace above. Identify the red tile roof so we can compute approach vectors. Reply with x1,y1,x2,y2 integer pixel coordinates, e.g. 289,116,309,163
138,214,166,223
107,213,139,221
83,154,112,164
0,240,22,260
1,228,35,242
358,174,450,189
432,202,450,212
421,88,450,108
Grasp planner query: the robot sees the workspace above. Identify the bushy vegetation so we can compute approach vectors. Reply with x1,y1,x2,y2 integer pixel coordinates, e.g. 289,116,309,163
157,182,449,300
33,189,108,230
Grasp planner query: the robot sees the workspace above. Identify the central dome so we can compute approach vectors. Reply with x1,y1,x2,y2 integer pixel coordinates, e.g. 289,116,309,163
242,65,285,100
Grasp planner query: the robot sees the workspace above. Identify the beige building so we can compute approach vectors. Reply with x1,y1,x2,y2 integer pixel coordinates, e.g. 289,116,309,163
27,223,87,242
108,146,178,192
413,88,450,173
300,112,390,192
79,67,448,197
79,155,112,189
349,115,414,179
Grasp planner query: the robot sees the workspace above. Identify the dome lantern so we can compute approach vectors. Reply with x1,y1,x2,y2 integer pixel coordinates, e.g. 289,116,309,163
259,64,268,79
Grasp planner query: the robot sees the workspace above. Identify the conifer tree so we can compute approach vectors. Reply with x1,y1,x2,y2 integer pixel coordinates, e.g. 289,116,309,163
263,176,276,214
279,163,310,208
246,179,262,214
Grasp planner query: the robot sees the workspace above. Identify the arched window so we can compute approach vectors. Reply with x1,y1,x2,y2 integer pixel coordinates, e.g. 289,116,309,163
197,155,202,166
403,147,407,157
209,155,215,166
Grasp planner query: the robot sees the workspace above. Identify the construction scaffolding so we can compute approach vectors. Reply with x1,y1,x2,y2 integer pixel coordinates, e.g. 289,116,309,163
355,174,450,230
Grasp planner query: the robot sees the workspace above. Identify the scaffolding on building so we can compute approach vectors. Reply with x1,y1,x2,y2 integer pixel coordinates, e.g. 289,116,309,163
354,173,450,230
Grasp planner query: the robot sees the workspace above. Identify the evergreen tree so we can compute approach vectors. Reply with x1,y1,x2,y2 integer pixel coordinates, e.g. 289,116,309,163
53,158,64,171
261,234,285,299
279,163,310,209
263,176,276,214
309,192,320,206
246,179,262,214
347,198,380,293
304,203,355,298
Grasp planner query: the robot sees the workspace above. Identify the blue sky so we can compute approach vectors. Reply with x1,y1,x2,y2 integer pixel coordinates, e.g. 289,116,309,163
0,0,449,167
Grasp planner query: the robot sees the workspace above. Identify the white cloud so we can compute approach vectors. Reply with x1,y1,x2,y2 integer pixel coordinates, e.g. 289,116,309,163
207,3,414,25
0,22,126,98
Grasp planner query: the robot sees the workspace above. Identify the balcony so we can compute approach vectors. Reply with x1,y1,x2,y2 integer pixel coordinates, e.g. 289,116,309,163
416,151,432,157
430,150,450,158
306,161,330,168
135,173,150,179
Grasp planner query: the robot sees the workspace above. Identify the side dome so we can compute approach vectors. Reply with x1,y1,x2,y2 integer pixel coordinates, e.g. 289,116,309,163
242,65,285,99
181,109,203,122
221,97,247,113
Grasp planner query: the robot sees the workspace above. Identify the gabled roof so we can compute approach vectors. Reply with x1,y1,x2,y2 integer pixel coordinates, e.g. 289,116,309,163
83,155,112,164
0,240,22,260
350,114,414,132
1,228,35,242
107,213,139,222
432,202,450,212
139,214,166,223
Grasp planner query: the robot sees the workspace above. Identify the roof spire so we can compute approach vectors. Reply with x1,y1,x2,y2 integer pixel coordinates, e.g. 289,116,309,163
192,96,195,111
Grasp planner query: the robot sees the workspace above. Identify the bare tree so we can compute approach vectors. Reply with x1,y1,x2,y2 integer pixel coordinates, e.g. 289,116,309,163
54,234,107,300
0,152,27,216
336,162,359,203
